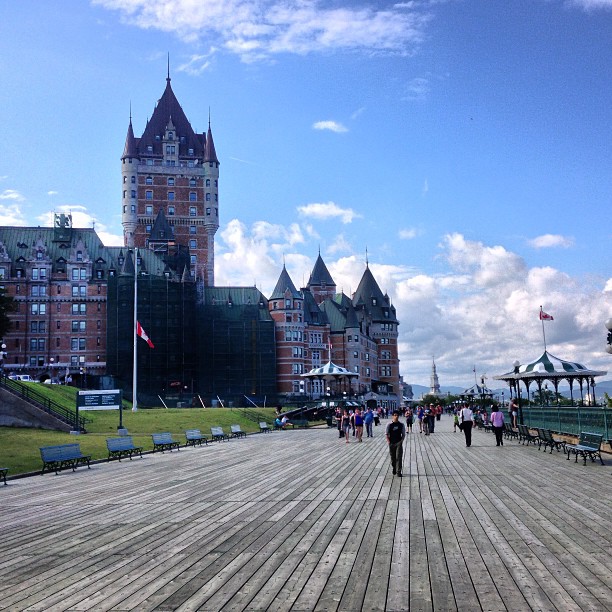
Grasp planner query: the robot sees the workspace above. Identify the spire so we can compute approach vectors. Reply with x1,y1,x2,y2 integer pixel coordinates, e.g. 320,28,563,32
307,253,335,288
270,264,300,300
167,52,170,83
204,121,219,163
122,118,138,159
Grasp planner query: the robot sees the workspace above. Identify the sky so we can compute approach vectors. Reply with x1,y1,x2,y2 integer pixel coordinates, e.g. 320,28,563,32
0,0,611,388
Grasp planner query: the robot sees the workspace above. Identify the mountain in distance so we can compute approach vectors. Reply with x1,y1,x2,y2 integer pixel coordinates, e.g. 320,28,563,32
407,379,612,401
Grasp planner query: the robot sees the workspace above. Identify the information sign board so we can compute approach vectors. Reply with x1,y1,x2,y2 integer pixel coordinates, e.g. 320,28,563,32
77,390,122,410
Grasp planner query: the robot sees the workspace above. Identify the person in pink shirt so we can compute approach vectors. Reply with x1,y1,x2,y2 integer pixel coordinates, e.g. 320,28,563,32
490,405,505,446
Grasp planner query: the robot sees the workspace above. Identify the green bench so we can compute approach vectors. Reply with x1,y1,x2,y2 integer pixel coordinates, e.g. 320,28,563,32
503,423,519,440
230,424,247,438
211,426,229,442
185,429,209,446
151,433,180,453
0,467,7,485
566,432,604,465
40,444,92,475
518,424,538,446
536,428,566,454
106,437,143,461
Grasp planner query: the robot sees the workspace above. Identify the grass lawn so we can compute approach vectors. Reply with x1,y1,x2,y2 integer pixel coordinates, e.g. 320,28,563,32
0,382,281,476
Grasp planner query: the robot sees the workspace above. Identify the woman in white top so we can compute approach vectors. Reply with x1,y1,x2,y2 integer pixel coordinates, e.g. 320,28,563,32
460,404,474,447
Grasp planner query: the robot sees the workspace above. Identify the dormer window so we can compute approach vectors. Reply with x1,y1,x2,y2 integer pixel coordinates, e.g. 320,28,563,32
168,132,173,140
147,145,153,152
372,298,377,306
76,251,83,262
188,148,194,156
36,251,43,260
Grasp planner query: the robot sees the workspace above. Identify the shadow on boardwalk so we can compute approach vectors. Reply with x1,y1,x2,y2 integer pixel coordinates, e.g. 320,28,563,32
0,417,611,611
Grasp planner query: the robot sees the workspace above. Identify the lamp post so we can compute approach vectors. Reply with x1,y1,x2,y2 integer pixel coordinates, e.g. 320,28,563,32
513,360,524,425
80,366,87,390
326,385,331,417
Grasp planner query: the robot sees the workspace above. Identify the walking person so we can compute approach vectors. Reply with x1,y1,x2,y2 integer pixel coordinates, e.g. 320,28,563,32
341,409,351,443
417,405,424,433
404,407,413,433
509,398,518,428
336,407,343,439
386,411,405,476
354,408,364,442
490,405,504,446
453,408,460,433
364,406,374,437
459,404,474,447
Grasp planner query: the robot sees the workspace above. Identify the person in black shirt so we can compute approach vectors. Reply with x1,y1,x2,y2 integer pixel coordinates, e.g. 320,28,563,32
385,411,406,476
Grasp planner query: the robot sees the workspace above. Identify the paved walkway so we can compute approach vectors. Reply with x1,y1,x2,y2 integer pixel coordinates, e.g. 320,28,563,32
0,417,611,611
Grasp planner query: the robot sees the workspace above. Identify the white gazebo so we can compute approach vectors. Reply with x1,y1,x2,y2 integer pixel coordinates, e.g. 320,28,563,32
301,360,358,399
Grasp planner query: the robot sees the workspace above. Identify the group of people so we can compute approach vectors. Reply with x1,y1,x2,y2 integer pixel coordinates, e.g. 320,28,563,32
336,406,379,442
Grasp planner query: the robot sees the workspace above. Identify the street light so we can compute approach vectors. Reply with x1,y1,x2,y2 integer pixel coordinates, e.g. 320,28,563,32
326,386,331,417
513,360,524,425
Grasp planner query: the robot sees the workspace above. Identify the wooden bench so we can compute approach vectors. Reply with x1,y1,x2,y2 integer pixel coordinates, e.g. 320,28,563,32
40,444,92,475
503,423,519,440
259,421,270,433
106,437,143,461
185,429,208,446
230,424,247,438
536,428,566,454
0,467,7,485
151,432,180,453
211,426,229,442
518,424,539,446
566,432,604,465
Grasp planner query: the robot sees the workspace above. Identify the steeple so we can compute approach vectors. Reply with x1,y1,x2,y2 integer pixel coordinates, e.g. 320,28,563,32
271,265,300,300
429,358,441,396
204,122,219,163
122,118,138,160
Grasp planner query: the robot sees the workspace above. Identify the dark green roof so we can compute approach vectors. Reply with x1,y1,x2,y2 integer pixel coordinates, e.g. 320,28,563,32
352,266,398,323
201,287,271,321
308,254,335,288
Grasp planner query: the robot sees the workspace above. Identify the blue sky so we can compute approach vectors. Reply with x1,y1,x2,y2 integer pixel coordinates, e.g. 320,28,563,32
1,0,610,387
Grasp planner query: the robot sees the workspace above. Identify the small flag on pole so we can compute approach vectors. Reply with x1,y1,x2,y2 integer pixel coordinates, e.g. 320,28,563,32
539,308,554,321
136,321,154,348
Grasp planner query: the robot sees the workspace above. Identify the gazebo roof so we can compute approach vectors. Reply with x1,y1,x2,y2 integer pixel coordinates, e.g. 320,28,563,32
461,383,495,397
493,351,607,381
301,360,358,379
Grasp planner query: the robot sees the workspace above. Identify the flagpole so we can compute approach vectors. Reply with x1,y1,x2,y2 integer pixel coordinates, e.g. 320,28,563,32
132,248,138,412
540,306,547,352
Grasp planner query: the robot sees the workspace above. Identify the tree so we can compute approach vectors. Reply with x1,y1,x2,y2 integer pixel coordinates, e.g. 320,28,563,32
0,287,15,339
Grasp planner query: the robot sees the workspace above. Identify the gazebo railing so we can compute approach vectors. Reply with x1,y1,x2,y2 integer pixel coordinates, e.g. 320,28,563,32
521,405,611,439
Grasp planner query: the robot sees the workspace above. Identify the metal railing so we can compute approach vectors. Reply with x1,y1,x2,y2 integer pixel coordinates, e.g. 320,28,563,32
0,376,87,432
522,405,611,439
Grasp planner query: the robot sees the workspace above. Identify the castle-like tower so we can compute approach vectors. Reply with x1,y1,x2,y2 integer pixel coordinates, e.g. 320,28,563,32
121,74,219,285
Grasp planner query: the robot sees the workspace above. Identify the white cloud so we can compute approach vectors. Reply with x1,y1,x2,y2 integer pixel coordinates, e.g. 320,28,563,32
93,0,431,62
0,189,25,202
177,50,217,75
326,233,353,255
36,205,123,245
47,190,59,196
422,178,429,196
351,107,366,120
0,203,27,226
404,76,430,101
399,227,419,240
312,120,348,133
297,201,361,224
567,0,612,10
213,224,612,386
528,233,574,249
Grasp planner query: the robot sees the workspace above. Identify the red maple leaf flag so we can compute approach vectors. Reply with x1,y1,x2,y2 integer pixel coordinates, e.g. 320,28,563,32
539,308,554,321
136,321,155,348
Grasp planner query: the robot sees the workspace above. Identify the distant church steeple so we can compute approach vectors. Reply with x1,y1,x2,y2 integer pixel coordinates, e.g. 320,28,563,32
429,357,441,396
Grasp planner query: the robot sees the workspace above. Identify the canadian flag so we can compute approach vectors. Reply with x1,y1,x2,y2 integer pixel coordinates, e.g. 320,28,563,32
539,309,554,321
136,321,154,348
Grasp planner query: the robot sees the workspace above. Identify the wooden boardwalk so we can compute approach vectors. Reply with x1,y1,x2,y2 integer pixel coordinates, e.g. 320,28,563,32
1,417,611,611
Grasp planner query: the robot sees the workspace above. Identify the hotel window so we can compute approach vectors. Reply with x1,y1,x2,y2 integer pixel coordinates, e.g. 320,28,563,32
189,178,196,187
131,176,135,184
131,190,136,198
189,207,197,216
146,176,153,185
206,208,211,216
123,190,127,199
166,145,175,154
145,225,152,233
32,268,39,280
190,255,196,265
146,190,153,200
167,177,175,186
146,159,153,166
189,225,196,234
188,148,194,156
189,240,197,249
123,176,127,183
145,205,153,215
123,205,127,213
168,206,175,216
131,204,136,213
167,191,175,200
206,193,211,201
76,251,83,262
147,145,153,152
206,179,210,187
189,192,197,201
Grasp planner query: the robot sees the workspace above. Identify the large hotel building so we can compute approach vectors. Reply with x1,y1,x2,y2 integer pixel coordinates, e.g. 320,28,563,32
0,75,402,410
